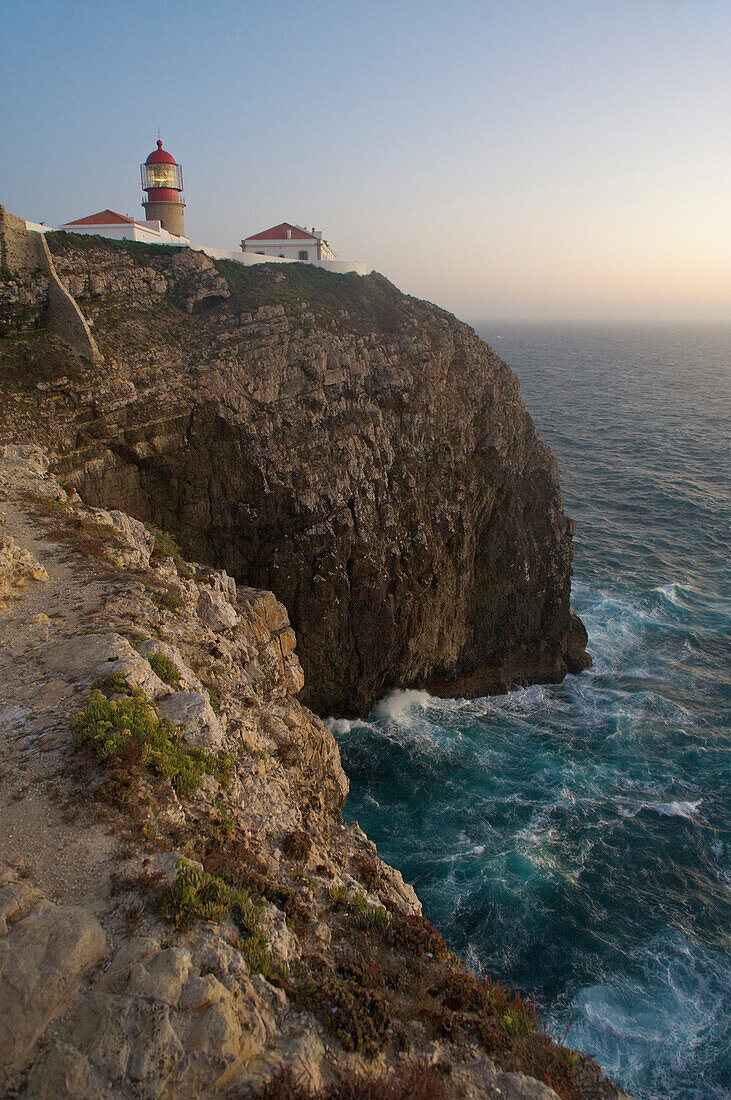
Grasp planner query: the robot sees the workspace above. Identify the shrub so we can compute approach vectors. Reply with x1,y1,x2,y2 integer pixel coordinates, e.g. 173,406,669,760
30,492,72,516
208,810,235,841
350,892,390,935
92,673,130,697
159,859,281,979
71,689,230,797
144,523,193,577
356,856,380,891
302,973,391,1057
389,914,448,958
77,535,106,558
147,651,181,686
159,857,260,929
246,1063,448,1100
152,588,182,612
328,883,348,908
282,829,312,861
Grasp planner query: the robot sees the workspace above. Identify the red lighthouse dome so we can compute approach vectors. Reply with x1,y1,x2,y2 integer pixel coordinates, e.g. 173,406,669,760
140,139,186,238
141,140,183,202
145,140,177,166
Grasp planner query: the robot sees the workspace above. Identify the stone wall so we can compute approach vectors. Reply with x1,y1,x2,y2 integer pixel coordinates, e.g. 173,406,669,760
0,205,102,364
0,206,44,275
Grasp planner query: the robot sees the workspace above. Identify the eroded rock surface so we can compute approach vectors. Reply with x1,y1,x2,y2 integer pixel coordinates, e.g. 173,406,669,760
0,447,626,1100
1,237,590,715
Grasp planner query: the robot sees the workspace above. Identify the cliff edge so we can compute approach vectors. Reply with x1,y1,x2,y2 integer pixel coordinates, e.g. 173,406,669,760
0,446,624,1100
0,232,589,717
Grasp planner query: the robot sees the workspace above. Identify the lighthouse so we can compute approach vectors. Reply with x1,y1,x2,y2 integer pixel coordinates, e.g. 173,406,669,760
140,140,186,239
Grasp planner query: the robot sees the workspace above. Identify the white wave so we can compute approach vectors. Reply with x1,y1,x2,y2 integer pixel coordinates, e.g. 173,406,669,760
326,717,354,735
371,689,433,722
617,798,703,822
654,581,684,606
651,799,703,819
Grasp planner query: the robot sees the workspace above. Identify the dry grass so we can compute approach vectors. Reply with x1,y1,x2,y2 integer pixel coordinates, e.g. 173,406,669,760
245,1064,449,1100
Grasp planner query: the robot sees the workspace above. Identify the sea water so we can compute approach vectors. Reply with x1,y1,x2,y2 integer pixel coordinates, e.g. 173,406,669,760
330,324,731,1100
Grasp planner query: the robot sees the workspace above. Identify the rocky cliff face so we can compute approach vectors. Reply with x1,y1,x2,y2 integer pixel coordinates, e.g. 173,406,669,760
0,445,624,1100
0,234,589,717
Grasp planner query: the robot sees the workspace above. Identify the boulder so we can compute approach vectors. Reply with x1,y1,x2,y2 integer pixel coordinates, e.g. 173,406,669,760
156,691,225,750
197,588,239,631
0,896,106,1087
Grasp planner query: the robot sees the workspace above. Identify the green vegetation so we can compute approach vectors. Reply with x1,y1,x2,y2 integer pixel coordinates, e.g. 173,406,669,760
152,588,182,612
328,883,347,908
208,809,235,841
350,893,390,935
71,689,231,796
214,261,420,334
28,491,72,515
146,651,181,687
159,859,280,979
46,230,179,266
0,331,86,391
92,673,130,697
144,522,193,577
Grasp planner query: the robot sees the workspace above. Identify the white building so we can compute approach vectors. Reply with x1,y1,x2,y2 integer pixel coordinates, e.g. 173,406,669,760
241,222,336,262
59,209,189,246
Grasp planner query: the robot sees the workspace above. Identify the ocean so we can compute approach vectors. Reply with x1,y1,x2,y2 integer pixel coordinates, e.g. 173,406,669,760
329,323,731,1100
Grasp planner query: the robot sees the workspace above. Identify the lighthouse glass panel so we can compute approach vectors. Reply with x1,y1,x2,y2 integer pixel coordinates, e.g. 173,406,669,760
141,163,183,190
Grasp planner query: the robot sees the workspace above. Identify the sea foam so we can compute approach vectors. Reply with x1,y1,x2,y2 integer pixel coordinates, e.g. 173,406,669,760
371,688,433,722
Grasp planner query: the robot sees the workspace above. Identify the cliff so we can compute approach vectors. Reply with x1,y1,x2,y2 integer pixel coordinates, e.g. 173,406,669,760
0,445,625,1100
0,232,589,717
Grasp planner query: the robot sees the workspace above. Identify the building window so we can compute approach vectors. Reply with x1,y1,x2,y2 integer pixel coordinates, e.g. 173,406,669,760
298,250,309,260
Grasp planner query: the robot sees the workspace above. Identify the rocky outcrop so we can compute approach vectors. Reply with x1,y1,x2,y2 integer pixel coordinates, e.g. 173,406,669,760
0,234,589,716
0,446,625,1100
0,862,106,1092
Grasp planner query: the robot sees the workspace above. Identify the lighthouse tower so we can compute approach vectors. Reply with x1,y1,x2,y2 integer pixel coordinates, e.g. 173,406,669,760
140,140,186,238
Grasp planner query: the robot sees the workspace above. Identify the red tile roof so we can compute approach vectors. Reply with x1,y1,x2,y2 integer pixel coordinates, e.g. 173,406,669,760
62,209,139,227
244,222,317,242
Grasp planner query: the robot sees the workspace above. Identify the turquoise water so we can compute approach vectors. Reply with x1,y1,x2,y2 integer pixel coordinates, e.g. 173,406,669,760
330,324,731,1100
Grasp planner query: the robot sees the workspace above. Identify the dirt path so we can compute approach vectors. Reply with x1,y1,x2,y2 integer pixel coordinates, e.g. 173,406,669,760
0,453,120,917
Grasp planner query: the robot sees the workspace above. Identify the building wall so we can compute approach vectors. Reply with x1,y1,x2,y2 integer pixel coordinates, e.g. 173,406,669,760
59,221,189,246
196,245,366,276
242,239,321,261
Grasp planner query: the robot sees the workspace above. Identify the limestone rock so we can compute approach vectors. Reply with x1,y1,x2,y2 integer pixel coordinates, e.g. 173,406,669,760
168,248,230,314
497,1071,563,1099
198,587,239,631
31,241,589,715
0,892,106,1088
24,1041,109,1100
44,632,139,679
103,507,155,567
157,690,225,750
0,534,50,608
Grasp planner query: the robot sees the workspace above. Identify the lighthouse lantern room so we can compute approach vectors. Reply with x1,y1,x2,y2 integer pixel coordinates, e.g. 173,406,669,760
141,140,186,238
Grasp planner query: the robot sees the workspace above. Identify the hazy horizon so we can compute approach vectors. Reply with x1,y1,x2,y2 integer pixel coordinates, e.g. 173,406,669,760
1,0,729,324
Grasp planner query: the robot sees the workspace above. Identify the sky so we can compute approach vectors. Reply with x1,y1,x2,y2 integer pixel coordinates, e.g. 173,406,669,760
1,0,729,323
